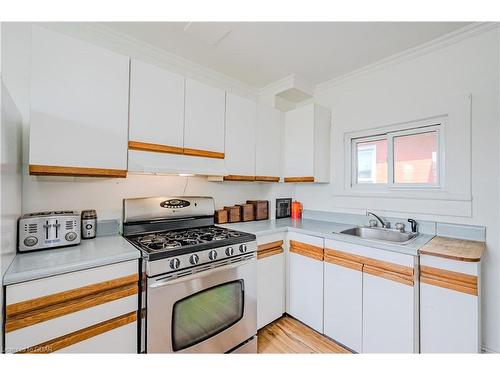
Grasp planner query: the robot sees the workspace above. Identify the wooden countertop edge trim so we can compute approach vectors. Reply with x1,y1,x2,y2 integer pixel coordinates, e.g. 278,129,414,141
5,284,138,333
29,165,127,178
257,247,284,260
284,176,315,183
419,236,485,262
419,249,483,262
254,176,280,182
325,248,414,277
6,274,139,318
223,175,256,182
128,140,184,155
258,240,284,252
183,148,225,159
17,311,137,354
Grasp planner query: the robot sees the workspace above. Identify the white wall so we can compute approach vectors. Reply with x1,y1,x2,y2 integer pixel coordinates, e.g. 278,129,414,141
295,28,500,352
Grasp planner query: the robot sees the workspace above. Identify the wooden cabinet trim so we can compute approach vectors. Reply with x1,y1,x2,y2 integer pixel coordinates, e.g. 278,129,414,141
6,274,138,318
128,140,184,155
223,175,256,182
29,165,127,178
420,265,478,296
324,254,363,271
254,176,280,182
258,240,284,252
284,176,315,183
17,311,137,354
183,147,225,159
325,248,414,285
325,248,413,276
257,240,284,260
257,247,284,260
363,264,414,286
289,240,323,261
5,284,138,333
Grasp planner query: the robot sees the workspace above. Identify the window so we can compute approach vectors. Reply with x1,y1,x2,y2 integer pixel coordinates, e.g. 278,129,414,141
351,124,442,189
355,138,388,184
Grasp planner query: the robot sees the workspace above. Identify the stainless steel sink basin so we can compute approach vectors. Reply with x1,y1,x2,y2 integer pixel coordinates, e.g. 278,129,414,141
339,226,419,244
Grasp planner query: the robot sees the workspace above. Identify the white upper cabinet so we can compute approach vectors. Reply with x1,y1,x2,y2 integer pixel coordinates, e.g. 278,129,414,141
224,93,256,177
255,103,282,181
29,26,130,177
129,59,185,150
283,103,331,183
184,78,226,156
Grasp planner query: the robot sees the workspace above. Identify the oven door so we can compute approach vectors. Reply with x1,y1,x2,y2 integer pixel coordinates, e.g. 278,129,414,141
147,254,257,353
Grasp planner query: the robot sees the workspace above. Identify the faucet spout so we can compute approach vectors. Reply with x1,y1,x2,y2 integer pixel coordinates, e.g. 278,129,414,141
366,211,389,228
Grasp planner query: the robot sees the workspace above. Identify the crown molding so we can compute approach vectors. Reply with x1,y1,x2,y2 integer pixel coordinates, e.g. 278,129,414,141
35,22,258,99
316,22,500,93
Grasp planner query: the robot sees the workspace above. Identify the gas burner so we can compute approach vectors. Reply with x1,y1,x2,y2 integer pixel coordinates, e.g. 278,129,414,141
132,225,254,255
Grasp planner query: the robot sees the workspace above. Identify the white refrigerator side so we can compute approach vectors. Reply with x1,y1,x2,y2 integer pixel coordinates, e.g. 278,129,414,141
0,80,23,352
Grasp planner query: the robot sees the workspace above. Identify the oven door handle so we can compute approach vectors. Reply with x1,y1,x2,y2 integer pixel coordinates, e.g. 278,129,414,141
149,257,255,289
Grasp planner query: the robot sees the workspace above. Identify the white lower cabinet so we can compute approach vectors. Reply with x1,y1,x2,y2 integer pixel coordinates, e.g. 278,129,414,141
257,233,286,329
323,261,362,352
288,233,324,333
362,272,415,353
420,254,481,353
323,239,417,353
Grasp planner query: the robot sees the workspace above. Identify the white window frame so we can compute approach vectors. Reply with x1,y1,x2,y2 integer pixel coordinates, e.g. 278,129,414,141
349,119,445,191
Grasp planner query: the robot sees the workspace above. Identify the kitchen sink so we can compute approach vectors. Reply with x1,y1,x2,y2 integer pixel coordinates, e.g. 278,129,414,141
339,226,419,244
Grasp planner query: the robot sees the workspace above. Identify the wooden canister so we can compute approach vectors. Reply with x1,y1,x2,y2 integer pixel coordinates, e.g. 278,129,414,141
214,209,228,224
238,204,255,222
246,200,269,220
224,206,241,223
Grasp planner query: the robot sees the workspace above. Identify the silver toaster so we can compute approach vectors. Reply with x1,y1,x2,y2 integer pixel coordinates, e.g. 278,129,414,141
18,211,81,252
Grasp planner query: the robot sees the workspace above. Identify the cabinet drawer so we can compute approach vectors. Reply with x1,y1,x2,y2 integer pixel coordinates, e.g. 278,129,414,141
6,296,137,352
54,316,138,353
6,260,138,307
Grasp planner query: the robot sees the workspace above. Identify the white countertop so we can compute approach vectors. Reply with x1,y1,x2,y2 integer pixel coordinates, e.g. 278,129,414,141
221,218,434,256
3,235,141,286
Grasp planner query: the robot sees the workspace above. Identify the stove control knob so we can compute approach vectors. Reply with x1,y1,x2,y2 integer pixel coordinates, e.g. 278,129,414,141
208,250,218,261
239,244,247,253
170,258,180,269
225,247,234,256
189,254,199,265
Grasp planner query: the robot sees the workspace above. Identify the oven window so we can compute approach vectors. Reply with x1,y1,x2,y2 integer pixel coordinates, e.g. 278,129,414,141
172,280,245,351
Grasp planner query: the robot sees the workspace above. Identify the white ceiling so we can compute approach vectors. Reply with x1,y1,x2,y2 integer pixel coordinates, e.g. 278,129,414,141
101,22,470,88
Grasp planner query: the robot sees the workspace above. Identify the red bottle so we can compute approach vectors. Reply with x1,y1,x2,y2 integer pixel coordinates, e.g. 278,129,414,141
291,201,303,219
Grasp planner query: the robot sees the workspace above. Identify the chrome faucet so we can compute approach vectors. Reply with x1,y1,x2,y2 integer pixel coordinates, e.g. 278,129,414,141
366,211,389,228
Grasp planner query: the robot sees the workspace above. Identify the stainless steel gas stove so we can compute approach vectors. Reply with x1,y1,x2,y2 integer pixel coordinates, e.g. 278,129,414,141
122,196,257,354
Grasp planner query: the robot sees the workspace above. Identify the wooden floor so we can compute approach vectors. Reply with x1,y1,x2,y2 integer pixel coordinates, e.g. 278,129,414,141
257,316,351,354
